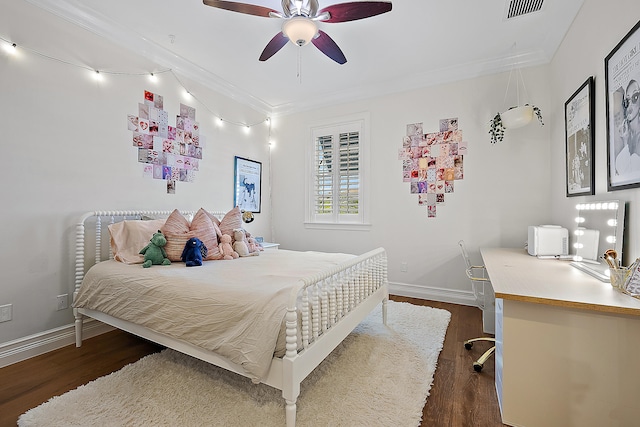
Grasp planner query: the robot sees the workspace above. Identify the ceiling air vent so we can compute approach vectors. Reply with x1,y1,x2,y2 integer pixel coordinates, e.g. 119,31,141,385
505,0,544,19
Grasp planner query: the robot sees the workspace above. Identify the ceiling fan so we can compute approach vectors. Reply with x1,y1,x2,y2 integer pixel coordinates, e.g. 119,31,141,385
202,0,392,64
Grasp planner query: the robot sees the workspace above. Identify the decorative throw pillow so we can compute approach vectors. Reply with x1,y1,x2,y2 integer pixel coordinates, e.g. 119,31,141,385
204,210,223,238
108,219,166,264
217,206,243,242
161,209,223,262
190,209,222,260
160,210,190,262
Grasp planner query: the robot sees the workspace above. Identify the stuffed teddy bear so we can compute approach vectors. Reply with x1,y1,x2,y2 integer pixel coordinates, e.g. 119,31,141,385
233,229,259,257
181,237,208,267
245,231,263,252
139,230,171,268
247,236,262,252
219,234,239,260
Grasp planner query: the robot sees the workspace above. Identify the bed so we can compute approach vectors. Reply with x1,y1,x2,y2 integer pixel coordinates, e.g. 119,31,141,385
72,209,388,427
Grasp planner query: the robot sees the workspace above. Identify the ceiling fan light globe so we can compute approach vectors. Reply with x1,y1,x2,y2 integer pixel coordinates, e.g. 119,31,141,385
282,16,318,46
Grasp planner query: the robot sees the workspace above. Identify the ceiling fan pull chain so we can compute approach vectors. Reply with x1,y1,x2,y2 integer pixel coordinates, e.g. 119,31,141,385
297,48,303,84
516,68,520,105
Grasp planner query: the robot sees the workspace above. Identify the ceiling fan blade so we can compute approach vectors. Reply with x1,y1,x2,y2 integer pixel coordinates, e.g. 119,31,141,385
311,30,347,64
203,0,278,17
318,1,392,23
259,32,289,61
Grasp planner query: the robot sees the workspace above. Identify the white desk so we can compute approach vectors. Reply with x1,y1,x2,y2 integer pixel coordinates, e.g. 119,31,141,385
482,247,640,427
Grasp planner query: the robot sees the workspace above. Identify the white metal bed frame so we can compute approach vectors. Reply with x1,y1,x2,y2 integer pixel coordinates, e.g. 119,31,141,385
73,210,388,427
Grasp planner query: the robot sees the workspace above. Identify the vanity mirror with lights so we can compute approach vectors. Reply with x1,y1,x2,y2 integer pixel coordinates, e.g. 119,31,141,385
569,200,625,281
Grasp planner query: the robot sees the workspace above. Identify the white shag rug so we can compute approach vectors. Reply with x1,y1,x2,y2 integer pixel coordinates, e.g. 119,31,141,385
19,301,450,427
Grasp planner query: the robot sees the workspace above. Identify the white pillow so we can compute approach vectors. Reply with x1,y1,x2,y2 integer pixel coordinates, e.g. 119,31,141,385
108,219,166,264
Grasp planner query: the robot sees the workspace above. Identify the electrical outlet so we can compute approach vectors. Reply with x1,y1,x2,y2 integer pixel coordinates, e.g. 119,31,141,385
57,294,69,311
401,262,408,272
0,304,12,322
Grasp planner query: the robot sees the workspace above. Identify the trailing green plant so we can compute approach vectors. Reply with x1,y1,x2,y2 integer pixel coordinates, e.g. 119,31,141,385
489,112,505,144
488,104,544,144
531,105,544,126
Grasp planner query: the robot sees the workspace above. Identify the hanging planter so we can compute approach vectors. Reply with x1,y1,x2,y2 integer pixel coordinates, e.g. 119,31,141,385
489,104,544,144
500,105,533,128
489,56,544,144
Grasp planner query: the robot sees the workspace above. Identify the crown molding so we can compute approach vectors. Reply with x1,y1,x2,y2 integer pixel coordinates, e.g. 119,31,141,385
24,0,274,117
269,49,550,117
24,0,554,118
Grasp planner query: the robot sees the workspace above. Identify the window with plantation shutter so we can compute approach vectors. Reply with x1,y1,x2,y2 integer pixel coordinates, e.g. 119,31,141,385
338,131,359,214
315,134,334,215
306,114,370,229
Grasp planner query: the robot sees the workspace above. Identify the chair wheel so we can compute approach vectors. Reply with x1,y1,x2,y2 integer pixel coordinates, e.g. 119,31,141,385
464,342,473,350
473,362,483,372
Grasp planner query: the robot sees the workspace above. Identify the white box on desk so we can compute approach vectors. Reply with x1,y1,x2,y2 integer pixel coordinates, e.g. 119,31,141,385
527,225,568,256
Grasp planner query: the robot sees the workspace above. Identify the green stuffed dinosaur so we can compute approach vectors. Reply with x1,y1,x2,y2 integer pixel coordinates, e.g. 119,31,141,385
139,230,171,268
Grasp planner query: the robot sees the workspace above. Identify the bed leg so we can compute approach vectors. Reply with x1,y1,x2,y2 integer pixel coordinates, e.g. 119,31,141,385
74,308,83,347
382,298,388,326
285,399,297,427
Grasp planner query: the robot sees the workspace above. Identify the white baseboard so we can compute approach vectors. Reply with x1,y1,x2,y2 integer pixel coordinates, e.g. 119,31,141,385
389,281,478,307
0,319,113,368
0,284,474,369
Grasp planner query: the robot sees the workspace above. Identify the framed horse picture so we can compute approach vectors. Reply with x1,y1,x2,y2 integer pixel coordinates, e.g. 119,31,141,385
234,156,262,213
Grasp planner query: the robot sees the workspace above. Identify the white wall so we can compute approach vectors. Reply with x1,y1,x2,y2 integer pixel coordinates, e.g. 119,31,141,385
270,67,553,300
0,2,272,344
548,0,640,264
4,0,640,355
269,0,640,301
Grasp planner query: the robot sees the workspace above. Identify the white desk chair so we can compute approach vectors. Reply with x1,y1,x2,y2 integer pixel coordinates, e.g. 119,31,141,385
458,240,495,372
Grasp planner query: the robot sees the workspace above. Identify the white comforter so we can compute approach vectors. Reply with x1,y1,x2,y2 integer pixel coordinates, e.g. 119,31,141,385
74,249,354,381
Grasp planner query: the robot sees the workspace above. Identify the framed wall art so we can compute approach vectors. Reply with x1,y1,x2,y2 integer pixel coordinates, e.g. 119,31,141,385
605,19,640,191
234,156,262,213
565,76,595,197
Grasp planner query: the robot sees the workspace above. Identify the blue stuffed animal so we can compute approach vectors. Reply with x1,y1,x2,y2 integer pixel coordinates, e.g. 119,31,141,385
181,237,208,267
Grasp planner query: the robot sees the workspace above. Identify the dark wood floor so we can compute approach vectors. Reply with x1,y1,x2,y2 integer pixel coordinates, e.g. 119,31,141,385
0,296,504,427
392,296,505,427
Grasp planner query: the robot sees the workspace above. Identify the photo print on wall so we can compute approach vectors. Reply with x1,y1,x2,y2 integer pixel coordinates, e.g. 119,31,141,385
398,117,465,218
128,90,206,194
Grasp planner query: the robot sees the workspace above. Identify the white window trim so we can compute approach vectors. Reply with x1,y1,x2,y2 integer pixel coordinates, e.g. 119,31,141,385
305,112,371,231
